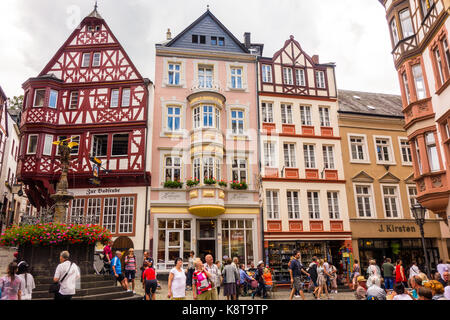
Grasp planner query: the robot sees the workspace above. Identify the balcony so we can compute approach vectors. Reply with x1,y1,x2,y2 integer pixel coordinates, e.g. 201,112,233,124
415,170,449,215
403,98,434,129
190,80,222,95
188,185,225,217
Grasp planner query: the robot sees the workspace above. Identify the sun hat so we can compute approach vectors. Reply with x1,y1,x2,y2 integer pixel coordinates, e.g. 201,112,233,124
357,276,366,282
257,260,264,266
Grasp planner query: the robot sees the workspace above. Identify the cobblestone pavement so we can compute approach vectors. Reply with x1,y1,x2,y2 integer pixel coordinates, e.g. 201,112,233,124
130,280,356,300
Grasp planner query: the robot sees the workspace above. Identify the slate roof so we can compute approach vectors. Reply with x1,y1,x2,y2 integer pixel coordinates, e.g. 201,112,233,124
338,89,403,118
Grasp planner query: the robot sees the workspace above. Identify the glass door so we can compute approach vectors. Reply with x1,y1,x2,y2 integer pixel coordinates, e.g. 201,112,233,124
197,219,216,262
167,230,182,263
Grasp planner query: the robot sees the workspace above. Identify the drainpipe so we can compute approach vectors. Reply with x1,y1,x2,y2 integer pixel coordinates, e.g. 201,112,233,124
142,80,152,254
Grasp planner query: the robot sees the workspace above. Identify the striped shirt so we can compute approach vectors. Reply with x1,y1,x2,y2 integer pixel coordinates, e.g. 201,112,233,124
124,255,137,271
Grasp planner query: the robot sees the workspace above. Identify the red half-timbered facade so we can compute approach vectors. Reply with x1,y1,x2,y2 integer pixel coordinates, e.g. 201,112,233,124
18,7,151,228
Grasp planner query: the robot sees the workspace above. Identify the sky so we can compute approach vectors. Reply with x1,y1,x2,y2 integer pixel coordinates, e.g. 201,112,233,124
0,0,400,98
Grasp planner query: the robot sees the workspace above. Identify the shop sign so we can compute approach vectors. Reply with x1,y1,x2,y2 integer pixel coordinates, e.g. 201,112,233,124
231,230,244,241
159,191,185,201
86,188,120,195
228,192,253,203
377,224,416,233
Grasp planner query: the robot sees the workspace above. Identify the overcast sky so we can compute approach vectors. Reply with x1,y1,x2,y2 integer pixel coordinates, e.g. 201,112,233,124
0,0,400,98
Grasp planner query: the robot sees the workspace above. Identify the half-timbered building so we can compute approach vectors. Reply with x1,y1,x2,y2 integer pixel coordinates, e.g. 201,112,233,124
259,36,352,284
17,7,153,254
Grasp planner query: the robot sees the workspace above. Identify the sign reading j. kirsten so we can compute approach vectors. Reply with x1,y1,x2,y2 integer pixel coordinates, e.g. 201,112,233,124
377,224,416,233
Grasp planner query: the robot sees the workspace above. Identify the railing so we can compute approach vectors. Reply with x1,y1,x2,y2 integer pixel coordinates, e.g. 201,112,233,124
19,206,100,226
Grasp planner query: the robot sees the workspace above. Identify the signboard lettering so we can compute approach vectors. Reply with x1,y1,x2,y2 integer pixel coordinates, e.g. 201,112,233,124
377,224,416,233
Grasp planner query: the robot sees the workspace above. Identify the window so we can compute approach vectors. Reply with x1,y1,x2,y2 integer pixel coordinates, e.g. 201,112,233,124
165,156,181,181
218,37,224,46
316,71,326,88
221,219,253,267
323,145,335,169
400,139,413,164
167,106,181,131
420,0,431,19
300,106,312,126
264,142,276,167
327,192,340,219
262,65,272,83
399,9,414,38
408,186,418,209
49,90,58,109
231,67,243,89
303,144,316,168
87,198,101,225
261,102,273,123
193,158,201,180
232,159,247,182
119,197,134,233
200,35,206,44
383,186,399,218
121,88,131,107
415,138,423,174
198,66,213,88
443,39,450,74
281,104,293,124
356,185,373,217
203,105,214,128
287,191,300,219
92,52,101,67
70,199,85,223
192,35,205,44
376,138,391,162
412,64,426,100
434,47,445,85
319,107,330,127
203,157,215,180
266,190,279,219
391,18,399,45
283,67,293,85
43,134,53,156
82,53,91,68
231,110,244,134
33,89,45,107
425,132,440,172
295,69,306,86
111,134,129,156
210,36,224,46
283,143,296,168
157,219,192,269
58,136,80,155
69,91,79,110
168,63,181,85
402,72,411,105
92,134,108,157
193,107,201,128
103,197,118,233
27,135,38,154
211,36,217,45
192,35,198,43
110,89,119,108
307,191,320,219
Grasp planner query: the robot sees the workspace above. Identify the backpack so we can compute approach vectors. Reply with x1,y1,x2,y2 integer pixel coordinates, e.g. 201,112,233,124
308,263,318,280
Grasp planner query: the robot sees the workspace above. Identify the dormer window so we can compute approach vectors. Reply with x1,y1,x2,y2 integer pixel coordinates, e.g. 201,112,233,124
316,71,326,89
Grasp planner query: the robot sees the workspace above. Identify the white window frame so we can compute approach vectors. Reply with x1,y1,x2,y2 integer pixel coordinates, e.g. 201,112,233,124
167,106,182,132
27,134,38,155
414,138,423,174
168,63,181,85
323,145,335,169
300,106,312,126
164,156,181,182
398,137,413,166
283,67,293,85
121,88,131,107
402,72,411,105
33,89,46,108
283,143,296,168
319,106,331,127
230,67,243,89
264,141,276,167
399,8,414,39
281,104,293,124
198,65,213,89
327,191,340,220
231,109,245,135
261,102,273,123
92,52,101,67
391,17,399,45
110,89,120,108
434,46,445,85
42,134,54,156
425,132,441,172
91,134,108,158
82,52,91,68
307,191,320,220
295,69,306,86
354,184,376,219
373,136,396,165
262,65,272,83
381,184,403,219
232,159,247,183
316,71,326,88
69,91,79,110
287,190,300,220
266,190,279,220
303,144,316,169
48,90,58,109
412,64,426,100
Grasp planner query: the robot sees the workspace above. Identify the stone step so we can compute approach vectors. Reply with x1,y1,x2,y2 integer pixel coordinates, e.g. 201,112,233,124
34,274,113,285
73,291,136,300
33,284,125,299
35,279,116,292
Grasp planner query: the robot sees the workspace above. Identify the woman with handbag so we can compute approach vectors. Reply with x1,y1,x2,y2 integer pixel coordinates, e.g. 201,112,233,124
0,262,22,300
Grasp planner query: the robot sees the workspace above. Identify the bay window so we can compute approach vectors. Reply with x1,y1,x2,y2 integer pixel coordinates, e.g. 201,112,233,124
402,72,411,105
399,9,414,38
391,18,399,45
43,134,54,156
26,135,38,155
425,132,440,172
49,90,58,109
412,64,426,100
33,89,45,107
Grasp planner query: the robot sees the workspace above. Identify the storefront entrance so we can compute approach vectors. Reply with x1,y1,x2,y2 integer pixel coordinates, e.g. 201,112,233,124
197,219,216,262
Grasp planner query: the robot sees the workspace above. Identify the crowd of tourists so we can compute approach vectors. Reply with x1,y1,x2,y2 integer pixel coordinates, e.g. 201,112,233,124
351,257,450,300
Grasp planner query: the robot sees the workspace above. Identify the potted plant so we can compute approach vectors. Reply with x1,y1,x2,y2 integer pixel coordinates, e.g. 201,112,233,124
164,180,183,189
203,177,217,185
186,178,200,188
230,181,248,190
218,180,228,188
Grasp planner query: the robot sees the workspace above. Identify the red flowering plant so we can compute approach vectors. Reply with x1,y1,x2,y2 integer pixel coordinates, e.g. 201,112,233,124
218,180,228,187
186,177,200,187
230,180,248,190
0,223,112,247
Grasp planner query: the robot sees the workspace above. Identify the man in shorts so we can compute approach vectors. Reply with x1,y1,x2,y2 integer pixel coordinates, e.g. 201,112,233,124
111,251,128,290
289,250,310,300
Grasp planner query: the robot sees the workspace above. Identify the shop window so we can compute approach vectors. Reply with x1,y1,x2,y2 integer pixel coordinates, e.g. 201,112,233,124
87,198,101,225
156,219,192,270
70,198,85,223
103,197,118,233
119,197,134,233
221,219,254,267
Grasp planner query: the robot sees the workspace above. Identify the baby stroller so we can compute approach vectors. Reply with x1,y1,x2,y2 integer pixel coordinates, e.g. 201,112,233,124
95,253,111,275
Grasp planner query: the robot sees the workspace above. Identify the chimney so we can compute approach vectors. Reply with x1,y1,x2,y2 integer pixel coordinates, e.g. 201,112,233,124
312,55,319,64
166,28,172,41
244,32,251,48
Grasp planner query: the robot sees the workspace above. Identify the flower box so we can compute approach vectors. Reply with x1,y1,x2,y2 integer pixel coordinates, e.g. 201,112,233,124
230,181,248,190
164,180,183,188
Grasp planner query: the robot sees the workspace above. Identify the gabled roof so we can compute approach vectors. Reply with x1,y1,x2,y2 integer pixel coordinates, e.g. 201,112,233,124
352,171,374,183
164,9,250,54
338,89,403,118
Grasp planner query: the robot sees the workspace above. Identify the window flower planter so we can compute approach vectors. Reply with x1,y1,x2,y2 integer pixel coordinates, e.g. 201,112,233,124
203,178,217,185
230,181,248,190
164,180,183,189
186,179,200,187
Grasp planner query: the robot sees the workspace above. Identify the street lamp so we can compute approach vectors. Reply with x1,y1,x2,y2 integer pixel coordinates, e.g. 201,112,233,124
411,203,431,278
